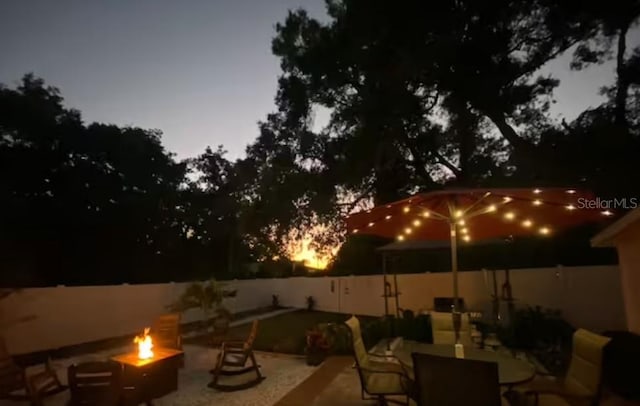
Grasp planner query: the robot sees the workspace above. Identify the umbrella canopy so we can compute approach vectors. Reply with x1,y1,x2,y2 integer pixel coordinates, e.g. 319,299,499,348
346,187,613,243
345,187,614,328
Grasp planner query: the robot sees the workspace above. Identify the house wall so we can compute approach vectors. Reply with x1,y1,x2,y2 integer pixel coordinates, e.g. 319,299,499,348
613,223,640,334
0,265,625,355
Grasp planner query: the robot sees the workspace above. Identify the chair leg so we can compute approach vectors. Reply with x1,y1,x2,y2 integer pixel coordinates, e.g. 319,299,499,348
210,352,224,388
248,351,263,380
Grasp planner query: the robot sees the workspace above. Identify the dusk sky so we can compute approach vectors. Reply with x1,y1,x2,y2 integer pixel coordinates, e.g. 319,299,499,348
1,1,639,160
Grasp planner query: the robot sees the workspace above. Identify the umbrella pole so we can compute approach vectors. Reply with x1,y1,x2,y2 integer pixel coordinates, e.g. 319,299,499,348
449,221,461,343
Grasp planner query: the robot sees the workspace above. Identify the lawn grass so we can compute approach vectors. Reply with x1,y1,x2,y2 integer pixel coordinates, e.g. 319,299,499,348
185,310,374,355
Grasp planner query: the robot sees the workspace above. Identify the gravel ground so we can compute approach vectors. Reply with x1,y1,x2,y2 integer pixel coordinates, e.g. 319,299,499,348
18,344,316,406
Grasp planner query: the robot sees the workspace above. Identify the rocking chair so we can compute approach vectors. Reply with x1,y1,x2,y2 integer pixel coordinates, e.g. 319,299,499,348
208,319,264,392
0,336,67,405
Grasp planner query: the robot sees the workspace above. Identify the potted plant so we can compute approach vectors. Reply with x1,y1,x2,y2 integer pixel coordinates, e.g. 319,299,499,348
306,296,316,311
305,327,330,366
168,277,237,333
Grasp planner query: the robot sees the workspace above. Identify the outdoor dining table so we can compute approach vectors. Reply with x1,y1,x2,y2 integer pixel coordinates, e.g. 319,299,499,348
381,341,536,386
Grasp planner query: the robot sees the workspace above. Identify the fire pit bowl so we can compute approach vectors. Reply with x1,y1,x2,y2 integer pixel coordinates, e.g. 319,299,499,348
111,329,183,405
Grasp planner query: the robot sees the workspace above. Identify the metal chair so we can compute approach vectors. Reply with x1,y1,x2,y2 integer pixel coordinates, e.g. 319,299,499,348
517,328,611,406
345,316,412,405
67,361,122,406
208,319,264,391
411,352,502,406
429,311,473,345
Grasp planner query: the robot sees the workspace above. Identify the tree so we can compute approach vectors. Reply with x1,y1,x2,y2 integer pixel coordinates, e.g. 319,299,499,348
0,75,187,285
265,0,640,262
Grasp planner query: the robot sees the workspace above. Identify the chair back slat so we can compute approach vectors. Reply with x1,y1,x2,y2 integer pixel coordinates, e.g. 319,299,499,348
152,313,181,350
412,352,500,406
68,361,122,406
244,320,259,350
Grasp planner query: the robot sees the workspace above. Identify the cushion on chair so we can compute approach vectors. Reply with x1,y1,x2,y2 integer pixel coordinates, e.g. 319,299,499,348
563,329,611,398
345,317,370,369
430,311,473,346
365,371,405,395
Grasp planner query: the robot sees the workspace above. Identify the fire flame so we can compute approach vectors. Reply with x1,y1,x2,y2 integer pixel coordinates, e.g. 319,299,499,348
134,327,154,360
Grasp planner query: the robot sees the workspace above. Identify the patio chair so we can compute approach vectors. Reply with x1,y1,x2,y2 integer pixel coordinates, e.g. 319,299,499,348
211,314,231,347
67,361,122,406
151,313,182,350
512,328,611,406
208,319,264,392
152,312,184,368
0,336,67,405
345,316,413,405
411,352,504,406
429,311,472,346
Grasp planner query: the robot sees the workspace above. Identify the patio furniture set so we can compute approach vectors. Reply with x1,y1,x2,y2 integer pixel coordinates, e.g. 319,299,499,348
346,313,611,406
0,313,264,405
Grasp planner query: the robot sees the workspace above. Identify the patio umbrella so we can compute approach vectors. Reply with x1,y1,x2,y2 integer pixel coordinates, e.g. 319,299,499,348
345,187,614,340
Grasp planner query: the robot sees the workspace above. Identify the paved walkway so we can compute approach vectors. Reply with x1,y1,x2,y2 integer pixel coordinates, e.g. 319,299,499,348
182,307,297,339
229,308,298,327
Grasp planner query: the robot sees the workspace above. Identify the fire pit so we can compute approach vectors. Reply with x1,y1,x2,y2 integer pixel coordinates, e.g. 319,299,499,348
111,328,183,405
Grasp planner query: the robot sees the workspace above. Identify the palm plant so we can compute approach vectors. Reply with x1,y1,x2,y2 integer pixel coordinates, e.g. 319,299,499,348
169,278,236,331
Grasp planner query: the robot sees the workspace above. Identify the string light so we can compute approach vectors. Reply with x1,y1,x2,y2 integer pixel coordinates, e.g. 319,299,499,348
413,219,421,227
566,189,576,194
503,196,513,203
404,228,412,234
504,212,515,220
565,204,576,211
422,211,430,218
522,219,533,228
532,200,542,206
602,210,613,216
462,235,471,242
487,204,497,212
403,206,410,213
352,229,359,234
385,215,392,220
460,227,468,234
539,227,551,235
368,222,375,227
533,189,542,194
397,235,405,241
458,219,466,226
454,210,464,218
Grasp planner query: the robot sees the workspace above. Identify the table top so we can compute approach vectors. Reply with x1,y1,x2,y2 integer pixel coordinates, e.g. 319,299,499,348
111,347,183,368
376,341,535,386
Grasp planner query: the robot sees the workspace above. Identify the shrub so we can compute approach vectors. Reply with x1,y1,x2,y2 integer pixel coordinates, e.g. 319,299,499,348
168,277,235,331
306,296,316,311
318,322,352,354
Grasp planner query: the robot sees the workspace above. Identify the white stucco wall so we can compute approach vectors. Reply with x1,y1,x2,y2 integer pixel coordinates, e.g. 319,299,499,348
0,265,625,355
613,224,640,334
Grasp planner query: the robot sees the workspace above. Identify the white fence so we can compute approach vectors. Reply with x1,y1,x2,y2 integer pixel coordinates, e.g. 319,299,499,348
0,265,625,355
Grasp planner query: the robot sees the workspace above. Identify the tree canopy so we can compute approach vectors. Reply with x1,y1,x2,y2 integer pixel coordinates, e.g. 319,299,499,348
2,0,638,284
